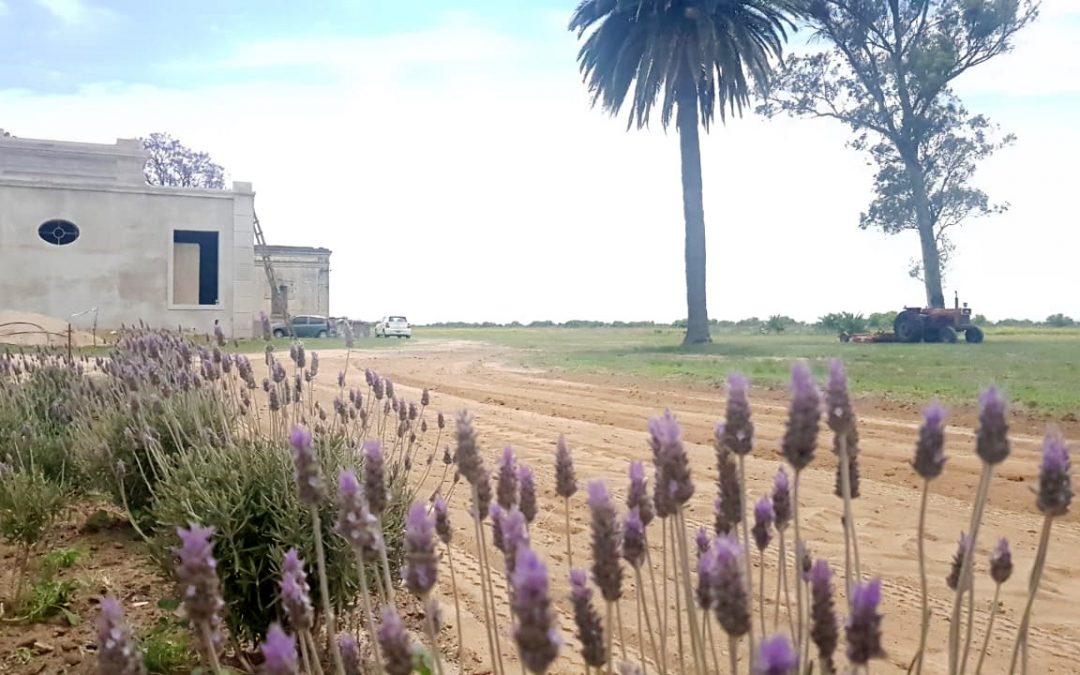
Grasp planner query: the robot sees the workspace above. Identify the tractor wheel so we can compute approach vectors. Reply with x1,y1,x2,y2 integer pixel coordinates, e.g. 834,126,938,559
923,323,943,343
941,326,958,343
894,311,924,343
965,325,985,344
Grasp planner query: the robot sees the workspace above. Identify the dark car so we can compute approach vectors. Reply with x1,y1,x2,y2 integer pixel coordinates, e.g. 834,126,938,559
271,315,334,338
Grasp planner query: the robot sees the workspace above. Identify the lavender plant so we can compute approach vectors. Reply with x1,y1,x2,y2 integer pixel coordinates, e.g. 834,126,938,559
910,402,947,675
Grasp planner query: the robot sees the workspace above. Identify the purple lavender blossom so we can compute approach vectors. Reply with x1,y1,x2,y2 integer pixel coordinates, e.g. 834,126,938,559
309,352,319,377
912,402,948,480
588,480,623,602
434,496,452,545
455,411,493,519
715,432,742,530
403,502,438,598
708,535,750,637
649,410,694,506
437,411,446,430
519,464,538,525
364,440,386,517
946,532,971,591
497,446,519,510
569,569,607,667
338,371,346,388
772,467,791,531
174,524,224,635
626,461,654,527
825,359,854,435
622,507,646,569
335,470,381,562
501,508,529,576
976,386,1009,465
654,465,675,520
713,496,730,536
339,633,360,675
279,549,313,631
259,624,298,675
1037,430,1072,517
695,525,711,557
378,607,414,675
421,388,431,406
754,633,799,675
752,495,774,551
722,372,754,455
96,596,146,675
491,503,506,552
845,579,886,665
511,546,562,673
384,378,395,400
289,425,324,505
697,535,717,610
782,361,821,471
555,434,577,499
990,538,1013,585
809,559,837,671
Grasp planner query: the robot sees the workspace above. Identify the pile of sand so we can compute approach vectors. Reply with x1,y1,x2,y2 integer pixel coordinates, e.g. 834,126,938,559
0,310,99,347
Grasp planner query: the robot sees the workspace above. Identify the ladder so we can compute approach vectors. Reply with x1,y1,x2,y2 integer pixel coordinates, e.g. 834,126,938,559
253,209,292,337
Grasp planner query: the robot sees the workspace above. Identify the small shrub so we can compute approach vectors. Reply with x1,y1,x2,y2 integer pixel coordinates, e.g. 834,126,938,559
143,617,197,674
818,311,868,335
0,363,83,486
18,576,79,624
0,468,65,580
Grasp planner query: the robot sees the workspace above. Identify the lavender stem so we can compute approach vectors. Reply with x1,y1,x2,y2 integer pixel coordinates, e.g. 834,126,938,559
376,515,396,603
736,455,756,665
1008,514,1053,673
565,497,575,570
446,546,465,662
760,548,767,637
973,583,1002,675
606,601,614,675
634,566,660,670
473,486,505,675
310,507,346,675
793,471,805,660
948,464,993,674
356,559,385,675
635,575,647,675
200,623,223,675
668,519,686,675
644,545,667,671
616,598,628,662
912,479,930,675
729,634,738,674
676,509,708,675
425,606,446,675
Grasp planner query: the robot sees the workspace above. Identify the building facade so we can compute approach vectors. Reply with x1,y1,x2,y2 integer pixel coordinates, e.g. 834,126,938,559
0,133,257,337
253,245,331,319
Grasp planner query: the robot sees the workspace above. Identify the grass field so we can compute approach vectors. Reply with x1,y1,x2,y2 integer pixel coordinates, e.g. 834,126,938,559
226,327,1080,414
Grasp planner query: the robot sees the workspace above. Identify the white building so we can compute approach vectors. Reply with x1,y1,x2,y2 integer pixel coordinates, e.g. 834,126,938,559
254,244,332,319
0,133,261,337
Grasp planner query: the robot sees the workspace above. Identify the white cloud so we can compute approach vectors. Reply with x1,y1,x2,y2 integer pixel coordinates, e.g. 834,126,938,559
34,0,113,27
2,16,1078,323
0,0,9,17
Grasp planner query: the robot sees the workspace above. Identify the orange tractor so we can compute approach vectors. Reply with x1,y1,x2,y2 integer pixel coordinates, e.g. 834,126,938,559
841,293,984,344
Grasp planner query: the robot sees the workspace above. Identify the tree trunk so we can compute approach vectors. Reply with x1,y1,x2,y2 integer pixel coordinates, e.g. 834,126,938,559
902,156,945,308
676,98,711,344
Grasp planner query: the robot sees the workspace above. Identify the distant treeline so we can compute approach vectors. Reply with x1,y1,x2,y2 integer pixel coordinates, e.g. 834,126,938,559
422,313,1078,332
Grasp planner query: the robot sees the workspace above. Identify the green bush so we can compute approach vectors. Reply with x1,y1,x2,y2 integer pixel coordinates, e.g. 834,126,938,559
148,432,407,645
0,363,83,486
0,467,66,599
818,311,869,335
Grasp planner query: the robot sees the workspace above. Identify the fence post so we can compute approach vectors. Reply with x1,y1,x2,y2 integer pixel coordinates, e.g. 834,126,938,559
67,324,73,362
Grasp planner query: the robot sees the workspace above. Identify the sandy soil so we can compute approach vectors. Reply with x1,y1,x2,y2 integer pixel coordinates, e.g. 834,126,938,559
0,311,99,348
307,340,1079,675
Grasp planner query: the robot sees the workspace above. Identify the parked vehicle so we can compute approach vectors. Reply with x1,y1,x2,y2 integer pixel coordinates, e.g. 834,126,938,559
374,316,412,338
271,315,335,338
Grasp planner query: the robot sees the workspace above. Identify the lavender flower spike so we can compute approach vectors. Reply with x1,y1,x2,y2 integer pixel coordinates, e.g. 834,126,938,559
501,508,530,576
569,569,607,667
626,460,654,527
289,424,325,505
809,560,837,671
338,633,361,675
97,596,146,675
378,607,415,675
403,502,438,598
975,386,1009,465
912,402,948,480
845,578,886,665
588,480,623,602
497,446,519,510
335,470,380,560
649,410,694,505
433,496,452,545
722,372,754,455
279,549,313,631
754,633,799,675
990,538,1013,585
782,361,820,471
752,495,774,551
555,434,577,498
174,524,224,634
364,440,386,517
825,359,854,435
259,624,299,675
519,464,538,525
946,532,971,591
512,545,562,673
709,535,750,637
622,507,646,569
772,467,791,531
1037,430,1072,517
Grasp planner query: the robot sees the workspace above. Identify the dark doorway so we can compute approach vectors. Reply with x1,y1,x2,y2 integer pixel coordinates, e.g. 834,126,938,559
173,230,219,305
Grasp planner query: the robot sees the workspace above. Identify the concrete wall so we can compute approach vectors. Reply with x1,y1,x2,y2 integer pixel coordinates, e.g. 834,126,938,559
254,245,331,318
0,135,257,337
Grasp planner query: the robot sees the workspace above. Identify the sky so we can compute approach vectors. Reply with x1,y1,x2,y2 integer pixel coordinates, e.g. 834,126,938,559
2,0,1078,324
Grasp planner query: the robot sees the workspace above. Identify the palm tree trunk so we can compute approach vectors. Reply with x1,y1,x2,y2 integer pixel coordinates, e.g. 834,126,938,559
676,97,711,345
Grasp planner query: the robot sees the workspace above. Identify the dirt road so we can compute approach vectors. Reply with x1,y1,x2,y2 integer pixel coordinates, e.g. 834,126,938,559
313,340,1079,674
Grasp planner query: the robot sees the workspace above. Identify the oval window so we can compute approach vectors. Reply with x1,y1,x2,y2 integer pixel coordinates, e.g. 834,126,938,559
38,219,80,246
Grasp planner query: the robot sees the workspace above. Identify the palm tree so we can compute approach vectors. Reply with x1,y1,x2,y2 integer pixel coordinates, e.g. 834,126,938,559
570,0,796,344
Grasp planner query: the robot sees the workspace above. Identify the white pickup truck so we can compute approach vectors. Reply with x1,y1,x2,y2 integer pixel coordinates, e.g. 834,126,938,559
374,316,412,338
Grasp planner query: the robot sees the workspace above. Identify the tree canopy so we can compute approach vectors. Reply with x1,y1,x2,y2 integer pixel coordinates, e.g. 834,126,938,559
141,132,226,189
760,0,1037,306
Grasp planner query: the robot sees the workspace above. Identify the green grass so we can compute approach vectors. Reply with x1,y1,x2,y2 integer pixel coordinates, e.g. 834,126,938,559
415,327,1080,414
